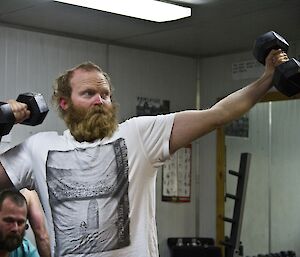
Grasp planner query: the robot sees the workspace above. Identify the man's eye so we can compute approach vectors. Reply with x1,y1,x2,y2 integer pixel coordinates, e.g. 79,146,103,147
82,91,94,97
18,221,26,226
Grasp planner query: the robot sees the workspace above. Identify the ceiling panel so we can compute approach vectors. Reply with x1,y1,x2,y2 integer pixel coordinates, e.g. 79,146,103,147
0,0,299,57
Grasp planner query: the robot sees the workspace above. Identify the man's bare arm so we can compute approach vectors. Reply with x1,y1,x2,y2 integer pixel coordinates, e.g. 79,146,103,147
22,189,51,257
170,49,287,154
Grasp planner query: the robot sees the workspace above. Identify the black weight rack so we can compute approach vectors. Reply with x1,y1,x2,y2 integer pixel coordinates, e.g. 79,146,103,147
221,153,251,257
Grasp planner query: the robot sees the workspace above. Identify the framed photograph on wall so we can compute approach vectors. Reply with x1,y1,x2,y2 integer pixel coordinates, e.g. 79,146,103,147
136,96,170,116
224,113,249,138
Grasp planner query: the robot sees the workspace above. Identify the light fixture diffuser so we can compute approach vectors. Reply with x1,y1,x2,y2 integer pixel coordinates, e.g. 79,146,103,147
54,0,191,22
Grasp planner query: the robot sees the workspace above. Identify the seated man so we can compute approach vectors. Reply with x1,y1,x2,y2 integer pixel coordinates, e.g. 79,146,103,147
0,189,39,257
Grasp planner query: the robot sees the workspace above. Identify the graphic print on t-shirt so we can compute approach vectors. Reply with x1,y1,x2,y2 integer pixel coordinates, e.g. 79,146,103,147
46,138,130,256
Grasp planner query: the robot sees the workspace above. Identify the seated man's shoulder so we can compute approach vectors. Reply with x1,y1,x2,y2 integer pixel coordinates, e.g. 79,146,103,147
10,238,39,257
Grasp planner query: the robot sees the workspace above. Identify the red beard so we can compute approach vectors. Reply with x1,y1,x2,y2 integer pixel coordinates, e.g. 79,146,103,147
63,102,118,142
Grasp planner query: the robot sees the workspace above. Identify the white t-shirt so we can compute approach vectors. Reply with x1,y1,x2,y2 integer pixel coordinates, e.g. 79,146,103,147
0,114,175,257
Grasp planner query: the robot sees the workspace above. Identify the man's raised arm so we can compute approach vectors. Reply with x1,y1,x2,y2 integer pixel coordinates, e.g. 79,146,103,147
170,49,288,154
0,99,31,190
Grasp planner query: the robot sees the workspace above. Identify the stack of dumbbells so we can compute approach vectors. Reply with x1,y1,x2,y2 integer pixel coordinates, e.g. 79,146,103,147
247,250,296,257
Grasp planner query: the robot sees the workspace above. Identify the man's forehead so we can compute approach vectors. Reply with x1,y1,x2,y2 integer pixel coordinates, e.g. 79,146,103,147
71,69,109,86
1,199,27,215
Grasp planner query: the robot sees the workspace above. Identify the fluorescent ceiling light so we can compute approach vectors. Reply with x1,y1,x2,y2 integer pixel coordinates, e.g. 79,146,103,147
54,0,191,22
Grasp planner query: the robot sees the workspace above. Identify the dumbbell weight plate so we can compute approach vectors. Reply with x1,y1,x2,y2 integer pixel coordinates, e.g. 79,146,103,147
253,31,289,65
273,58,300,97
16,92,49,126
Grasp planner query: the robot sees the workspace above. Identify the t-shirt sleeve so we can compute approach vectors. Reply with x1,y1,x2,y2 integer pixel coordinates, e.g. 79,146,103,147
132,113,175,166
23,238,40,257
0,138,35,190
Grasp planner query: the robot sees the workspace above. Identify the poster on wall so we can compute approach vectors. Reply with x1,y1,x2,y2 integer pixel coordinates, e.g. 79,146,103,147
136,96,170,116
225,114,249,138
162,145,192,202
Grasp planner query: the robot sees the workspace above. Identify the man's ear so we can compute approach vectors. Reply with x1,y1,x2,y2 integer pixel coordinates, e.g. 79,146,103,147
59,98,69,110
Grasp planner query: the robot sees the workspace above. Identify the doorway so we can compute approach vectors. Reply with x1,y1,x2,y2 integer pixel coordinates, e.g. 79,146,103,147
216,91,300,256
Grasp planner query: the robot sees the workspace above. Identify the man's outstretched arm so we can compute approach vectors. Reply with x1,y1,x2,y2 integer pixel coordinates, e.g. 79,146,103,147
170,49,288,154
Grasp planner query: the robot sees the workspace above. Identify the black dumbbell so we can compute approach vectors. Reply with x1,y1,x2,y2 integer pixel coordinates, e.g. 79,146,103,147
0,92,49,137
16,92,49,126
253,31,300,97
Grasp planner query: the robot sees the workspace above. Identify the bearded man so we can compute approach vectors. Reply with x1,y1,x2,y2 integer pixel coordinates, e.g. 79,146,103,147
0,49,288,257
0,189,39,257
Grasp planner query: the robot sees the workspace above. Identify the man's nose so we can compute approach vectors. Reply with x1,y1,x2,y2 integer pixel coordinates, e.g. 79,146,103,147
10,222,19,232
93,94,104,105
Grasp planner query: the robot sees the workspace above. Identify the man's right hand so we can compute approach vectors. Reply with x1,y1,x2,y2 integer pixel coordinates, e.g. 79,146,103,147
263,49,288,77
6,99,31,123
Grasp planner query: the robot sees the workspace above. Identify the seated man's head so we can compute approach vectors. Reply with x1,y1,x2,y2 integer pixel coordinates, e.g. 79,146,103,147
0,189,28,252
52,62,118,142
